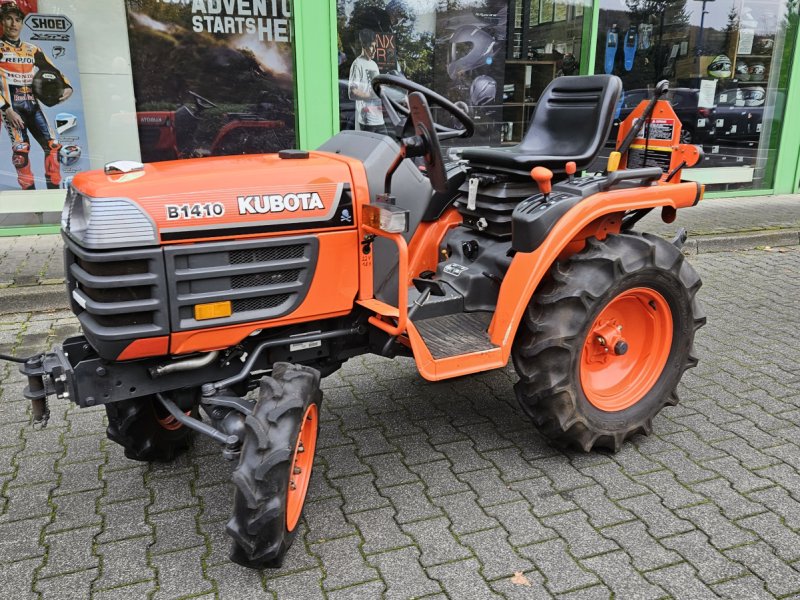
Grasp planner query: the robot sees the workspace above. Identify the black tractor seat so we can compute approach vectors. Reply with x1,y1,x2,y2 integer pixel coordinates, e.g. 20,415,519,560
462,75,623,177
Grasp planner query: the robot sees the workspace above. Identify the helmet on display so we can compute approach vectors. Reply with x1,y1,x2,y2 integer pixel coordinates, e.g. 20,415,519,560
59,144,81,166
749,62,766,81
742,86,766,106
735,60,750,81
32,68,66,106
707,54,732,79
447,25,497,80
56,113,77,135
469,75,497,106
560,53,578,75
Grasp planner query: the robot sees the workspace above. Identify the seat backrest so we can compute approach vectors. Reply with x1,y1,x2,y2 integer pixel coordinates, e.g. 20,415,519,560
517,75,622,168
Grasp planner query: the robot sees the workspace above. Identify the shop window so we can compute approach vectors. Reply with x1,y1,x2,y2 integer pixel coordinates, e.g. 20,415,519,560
595,0,799,190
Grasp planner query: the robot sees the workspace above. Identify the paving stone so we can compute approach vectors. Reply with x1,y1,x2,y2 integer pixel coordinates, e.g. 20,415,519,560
36,567,98,599
266,567,326,599
582,551,666,600
0,481,53,522
459,467,523,507
580,462,649,501
737,510,800,561
542,510,618,559
534,457,594,492
10,455,58,486
511,476,578,517
481,447,543,483
457,422,514,453
382,481,442,523
206,562,266,598
645,562,720,599
691,478,765,520
721,419,781,449
555,584,612,599
149,507,205,555
427,558,503,599
725,542,800,597
712,438,781,470
748,486,800,529
519,539,598,594
436,441,492,473
304,497,356,543
565,485,635,529
484,499,556,545
662,430,727,461
0,556,40,600
462,527,534,580
712,575,774,600
676,503,757,550
409,459,469,498
48,489,102,533
348,506,412,554
634,470,705,509
93,536,154,591
39,526,98,578
195,482,234,523
364,452,418,489
705,456,775,494
148,474,197,514
327,580,386,600
618,493,694,538
312,535,379,591
96,497,151,543
368,546,440,599
601,521,680,571
150,545,214,600
650,450,716,485
661,530,745,584
351,427,395,458
402,516,472,566
100,467,148,505
318,445,369,480
672,413,733,442
432,489,497,535
610,446,661,475
416,419,467,446
334,473,389,514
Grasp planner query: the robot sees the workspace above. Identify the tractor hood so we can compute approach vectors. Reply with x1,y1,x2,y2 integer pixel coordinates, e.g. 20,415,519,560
66,152,359,247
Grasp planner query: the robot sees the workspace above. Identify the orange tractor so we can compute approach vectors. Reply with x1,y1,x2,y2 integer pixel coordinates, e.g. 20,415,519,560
10,75,705,568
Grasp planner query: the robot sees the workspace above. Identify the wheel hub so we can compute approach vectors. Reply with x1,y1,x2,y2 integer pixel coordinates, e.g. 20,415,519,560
580,287,673,412
286,402,318,532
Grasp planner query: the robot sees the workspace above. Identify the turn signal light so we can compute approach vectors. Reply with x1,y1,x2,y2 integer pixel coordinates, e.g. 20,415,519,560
362,202,409,234
194,301,232,321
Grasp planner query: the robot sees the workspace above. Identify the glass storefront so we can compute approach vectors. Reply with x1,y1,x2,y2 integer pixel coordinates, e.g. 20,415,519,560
337,0,798,191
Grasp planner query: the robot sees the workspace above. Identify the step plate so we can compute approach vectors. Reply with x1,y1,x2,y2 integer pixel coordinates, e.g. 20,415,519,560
414,312,496,360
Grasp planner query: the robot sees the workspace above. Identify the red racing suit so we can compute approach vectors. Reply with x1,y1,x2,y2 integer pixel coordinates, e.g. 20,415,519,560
0,36,70,189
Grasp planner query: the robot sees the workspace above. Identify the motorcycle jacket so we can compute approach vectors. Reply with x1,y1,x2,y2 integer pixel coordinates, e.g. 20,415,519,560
0,36,71,113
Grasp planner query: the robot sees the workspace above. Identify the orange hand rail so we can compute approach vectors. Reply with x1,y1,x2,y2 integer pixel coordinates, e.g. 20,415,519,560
362,224,409,337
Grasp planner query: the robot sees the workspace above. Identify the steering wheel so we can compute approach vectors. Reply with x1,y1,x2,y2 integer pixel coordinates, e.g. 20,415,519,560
371,74,474,142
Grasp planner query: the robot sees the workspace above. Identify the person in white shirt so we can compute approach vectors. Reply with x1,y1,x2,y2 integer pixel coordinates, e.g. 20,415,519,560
348,28,387,134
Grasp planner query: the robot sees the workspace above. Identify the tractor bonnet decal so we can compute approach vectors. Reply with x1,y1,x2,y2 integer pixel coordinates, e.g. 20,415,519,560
238,193,325,215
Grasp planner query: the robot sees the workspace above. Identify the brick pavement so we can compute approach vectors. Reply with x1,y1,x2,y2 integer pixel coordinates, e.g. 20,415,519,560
1,246,799,599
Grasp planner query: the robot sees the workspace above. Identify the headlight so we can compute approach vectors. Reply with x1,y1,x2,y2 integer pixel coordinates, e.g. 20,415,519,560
61,185,158,249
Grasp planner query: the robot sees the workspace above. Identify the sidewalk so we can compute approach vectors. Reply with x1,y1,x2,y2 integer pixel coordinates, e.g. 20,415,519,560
0,193,798,313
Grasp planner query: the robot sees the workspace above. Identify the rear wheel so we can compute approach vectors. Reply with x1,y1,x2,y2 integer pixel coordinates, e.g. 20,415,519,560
105,390,198,462
227,363,321,568
512,233,705,452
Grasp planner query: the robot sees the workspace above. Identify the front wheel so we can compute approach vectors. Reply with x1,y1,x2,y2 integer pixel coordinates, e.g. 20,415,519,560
512,233,705,452
227,363,321,568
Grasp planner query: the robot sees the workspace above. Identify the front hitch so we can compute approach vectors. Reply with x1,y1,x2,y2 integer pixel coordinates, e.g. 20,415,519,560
19,346,75,429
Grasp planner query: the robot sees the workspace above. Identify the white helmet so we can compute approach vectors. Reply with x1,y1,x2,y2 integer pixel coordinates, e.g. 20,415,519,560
742,86,766,107
56,113,77,135
59,144,82,166
749,62,766,82
735,60,750,81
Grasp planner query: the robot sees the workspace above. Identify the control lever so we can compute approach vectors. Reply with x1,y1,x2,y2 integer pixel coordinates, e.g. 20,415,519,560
531,166,553,199
565,161,576,183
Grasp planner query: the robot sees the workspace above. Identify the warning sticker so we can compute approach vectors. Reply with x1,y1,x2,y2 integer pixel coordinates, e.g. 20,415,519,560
627,145,672,172
634,118,675,142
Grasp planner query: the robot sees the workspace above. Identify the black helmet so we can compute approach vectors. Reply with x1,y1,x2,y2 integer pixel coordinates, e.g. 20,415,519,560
469,75,497,106
33,68,66,107
447,25,497,80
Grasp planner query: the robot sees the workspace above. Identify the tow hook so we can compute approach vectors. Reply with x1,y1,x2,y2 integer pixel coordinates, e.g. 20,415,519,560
20,354,50,429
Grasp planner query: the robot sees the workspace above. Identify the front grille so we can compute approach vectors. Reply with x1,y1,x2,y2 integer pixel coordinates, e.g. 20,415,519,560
63,235,169,359
164,236,319,330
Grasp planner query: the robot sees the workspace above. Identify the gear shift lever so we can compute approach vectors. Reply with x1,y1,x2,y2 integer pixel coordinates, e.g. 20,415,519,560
531,166,553,199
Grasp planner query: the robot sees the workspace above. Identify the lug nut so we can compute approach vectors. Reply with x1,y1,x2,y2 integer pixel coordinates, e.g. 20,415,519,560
614,341,629,356
293,466,302,475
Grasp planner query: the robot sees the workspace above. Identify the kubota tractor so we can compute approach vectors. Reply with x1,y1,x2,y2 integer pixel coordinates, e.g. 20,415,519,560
8,74,705,568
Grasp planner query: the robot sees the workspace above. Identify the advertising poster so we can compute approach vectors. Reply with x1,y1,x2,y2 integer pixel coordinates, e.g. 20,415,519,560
0,3,90,191
337,1,504,145
125,0,296,163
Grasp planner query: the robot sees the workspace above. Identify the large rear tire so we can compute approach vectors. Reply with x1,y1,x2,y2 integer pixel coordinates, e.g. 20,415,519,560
512,233,705,452
105,390,198,462
227,363,321,569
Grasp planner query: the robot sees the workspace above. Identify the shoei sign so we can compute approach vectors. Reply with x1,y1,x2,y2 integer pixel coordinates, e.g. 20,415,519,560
24,15,73,40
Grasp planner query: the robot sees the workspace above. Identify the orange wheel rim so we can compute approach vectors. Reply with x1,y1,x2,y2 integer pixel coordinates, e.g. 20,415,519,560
286,402,318,532
580,287,672,412
156,414,184,431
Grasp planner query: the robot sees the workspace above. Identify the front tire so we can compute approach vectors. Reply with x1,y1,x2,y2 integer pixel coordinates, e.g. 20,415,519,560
512,233,705,452
105,390,198,462
227,363,321,569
